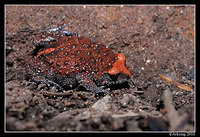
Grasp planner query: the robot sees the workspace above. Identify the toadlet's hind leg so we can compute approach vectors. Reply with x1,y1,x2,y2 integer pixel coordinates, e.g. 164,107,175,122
26,60,65,92
76,73,109,93
28,75,65,92
44,79,65,92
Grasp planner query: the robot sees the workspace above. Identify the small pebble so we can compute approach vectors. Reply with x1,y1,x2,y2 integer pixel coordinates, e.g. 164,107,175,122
120,94,131,107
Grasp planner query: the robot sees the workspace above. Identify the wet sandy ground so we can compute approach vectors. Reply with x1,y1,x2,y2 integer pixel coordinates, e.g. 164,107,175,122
5,5,195,131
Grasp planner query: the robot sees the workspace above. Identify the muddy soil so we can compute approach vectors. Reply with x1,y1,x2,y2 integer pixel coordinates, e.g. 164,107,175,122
5,5,195,132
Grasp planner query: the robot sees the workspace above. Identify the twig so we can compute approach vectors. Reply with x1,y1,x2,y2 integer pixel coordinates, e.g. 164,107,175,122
39,90,73,97
31,91,48,106
159,74,193,92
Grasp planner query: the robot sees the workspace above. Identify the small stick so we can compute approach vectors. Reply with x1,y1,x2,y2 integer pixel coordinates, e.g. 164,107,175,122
31,92,48,106
159,74,193,92
39,90,73,97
